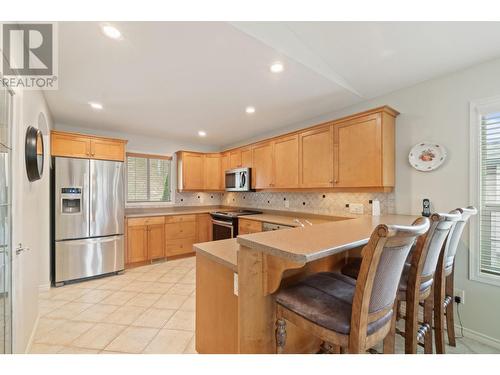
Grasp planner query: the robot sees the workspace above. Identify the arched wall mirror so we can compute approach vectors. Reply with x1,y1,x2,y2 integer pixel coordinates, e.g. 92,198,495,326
25,125,44,181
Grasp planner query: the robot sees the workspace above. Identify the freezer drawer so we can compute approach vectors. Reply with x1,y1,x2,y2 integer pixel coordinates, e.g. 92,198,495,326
55,235,124,283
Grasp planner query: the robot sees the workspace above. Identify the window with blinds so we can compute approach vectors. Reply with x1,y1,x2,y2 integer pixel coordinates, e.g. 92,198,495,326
127,153,171,203
480,112,500,277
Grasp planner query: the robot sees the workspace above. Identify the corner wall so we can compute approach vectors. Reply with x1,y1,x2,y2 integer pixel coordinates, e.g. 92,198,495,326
11,89,53,353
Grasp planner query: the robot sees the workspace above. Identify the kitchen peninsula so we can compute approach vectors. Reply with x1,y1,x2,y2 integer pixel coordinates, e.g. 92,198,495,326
195,214,418,354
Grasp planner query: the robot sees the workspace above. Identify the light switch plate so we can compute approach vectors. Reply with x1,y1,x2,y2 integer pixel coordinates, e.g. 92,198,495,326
284,200,290,208
233,273,239,296
349,203,364,215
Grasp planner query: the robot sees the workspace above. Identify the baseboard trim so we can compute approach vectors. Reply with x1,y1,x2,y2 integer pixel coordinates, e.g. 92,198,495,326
38,283,51,293
456,324,500,351
25,314,40,354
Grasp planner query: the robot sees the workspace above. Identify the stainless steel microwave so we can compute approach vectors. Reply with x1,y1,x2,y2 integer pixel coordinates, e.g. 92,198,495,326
225,167,251,191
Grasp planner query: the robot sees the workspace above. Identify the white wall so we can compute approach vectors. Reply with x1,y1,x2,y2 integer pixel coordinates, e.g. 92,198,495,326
227,57,500,344
11,89,53,353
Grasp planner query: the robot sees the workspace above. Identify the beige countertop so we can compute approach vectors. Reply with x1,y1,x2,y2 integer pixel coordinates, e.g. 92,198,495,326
194,238,239,272
125,205,225,218
237,215,419,263
241,213,348,227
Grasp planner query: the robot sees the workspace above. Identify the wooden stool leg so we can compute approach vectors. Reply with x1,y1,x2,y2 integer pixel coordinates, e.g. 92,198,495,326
383,300,398,354
405,291,419,354
276,319,287,354
434,259,446,354
445,271,457,347
423,293,434,354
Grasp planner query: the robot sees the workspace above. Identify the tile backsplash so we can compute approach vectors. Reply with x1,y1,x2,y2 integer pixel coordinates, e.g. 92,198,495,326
176,191,395,216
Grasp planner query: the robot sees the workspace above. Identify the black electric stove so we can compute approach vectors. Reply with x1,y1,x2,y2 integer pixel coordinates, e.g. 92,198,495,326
210,210,262,240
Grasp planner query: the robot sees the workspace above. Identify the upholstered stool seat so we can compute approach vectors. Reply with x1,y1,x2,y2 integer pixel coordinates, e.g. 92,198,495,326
276,272,392,335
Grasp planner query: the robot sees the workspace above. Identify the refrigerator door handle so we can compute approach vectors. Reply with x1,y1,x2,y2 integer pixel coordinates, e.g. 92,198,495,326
89,163,95,229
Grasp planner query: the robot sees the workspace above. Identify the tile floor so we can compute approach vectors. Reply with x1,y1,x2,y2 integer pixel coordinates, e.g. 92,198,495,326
31,257,196,354
30,256,499,354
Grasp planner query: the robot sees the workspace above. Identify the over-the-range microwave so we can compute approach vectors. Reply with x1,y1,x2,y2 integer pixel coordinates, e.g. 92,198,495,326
225,167,252,192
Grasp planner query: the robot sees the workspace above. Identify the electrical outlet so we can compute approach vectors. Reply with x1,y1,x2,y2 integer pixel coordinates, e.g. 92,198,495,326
284,200,290,208
349,203,364,215
454,289,465,304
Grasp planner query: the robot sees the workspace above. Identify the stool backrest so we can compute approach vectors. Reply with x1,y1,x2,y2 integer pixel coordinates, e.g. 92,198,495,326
443,207,478,270
420,213,461,277
351,217,430,334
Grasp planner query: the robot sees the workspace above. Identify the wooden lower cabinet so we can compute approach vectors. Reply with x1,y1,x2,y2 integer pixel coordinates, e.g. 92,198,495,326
238,218,262,235
127,225,149,263
127,214,208,266
126,216,165,265
196,213,212,243
147,224,165,260
165,215,197,258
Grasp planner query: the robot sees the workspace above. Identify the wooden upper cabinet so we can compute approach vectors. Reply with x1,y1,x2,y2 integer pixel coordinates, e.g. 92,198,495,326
220,153,230,190
241,147,252,168
90,138,126,161
229,150,242,169
298,125,334,188
51,132,91,159
333,112,395,188
252,141,274,189
178,152,204,191
274,135,299,188
51,131,127,161
204,154,222,190
176,106,397,192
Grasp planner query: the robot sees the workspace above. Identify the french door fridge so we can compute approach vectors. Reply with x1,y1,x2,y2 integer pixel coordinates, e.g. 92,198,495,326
53,157,125,285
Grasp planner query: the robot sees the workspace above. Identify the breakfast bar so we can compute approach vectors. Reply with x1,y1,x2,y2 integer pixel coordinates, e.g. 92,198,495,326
195,214,418,354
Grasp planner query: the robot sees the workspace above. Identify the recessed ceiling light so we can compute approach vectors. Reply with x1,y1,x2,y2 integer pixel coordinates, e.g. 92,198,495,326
198,130,207,137
101,24,122,40
245,106,256,114
270,62,284,73
89,102,103,110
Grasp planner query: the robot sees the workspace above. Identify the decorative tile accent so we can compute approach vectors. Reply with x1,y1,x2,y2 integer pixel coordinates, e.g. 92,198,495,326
176,190,395,216
222,191,395,216
175,192,223,206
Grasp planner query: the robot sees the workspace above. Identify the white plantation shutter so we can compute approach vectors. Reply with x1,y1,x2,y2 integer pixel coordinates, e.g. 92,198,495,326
127,154,171,202
480,112,500,276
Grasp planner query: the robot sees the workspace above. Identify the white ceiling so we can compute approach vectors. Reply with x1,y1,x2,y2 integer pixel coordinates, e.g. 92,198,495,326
44,21,500,148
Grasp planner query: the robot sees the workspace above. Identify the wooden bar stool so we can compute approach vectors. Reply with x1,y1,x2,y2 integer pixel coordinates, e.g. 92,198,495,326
341,212,460,354
433,207,477,354
274,217,430,354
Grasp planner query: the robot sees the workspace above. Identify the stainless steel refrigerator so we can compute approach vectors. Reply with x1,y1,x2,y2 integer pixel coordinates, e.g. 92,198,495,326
53,157,125,286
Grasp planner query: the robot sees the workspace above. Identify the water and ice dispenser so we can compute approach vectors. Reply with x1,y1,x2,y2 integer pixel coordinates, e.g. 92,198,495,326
60,187,82,214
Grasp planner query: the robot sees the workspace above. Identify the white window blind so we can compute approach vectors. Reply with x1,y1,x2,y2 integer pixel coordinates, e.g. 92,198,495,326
480,112,500,277
127,154,171,203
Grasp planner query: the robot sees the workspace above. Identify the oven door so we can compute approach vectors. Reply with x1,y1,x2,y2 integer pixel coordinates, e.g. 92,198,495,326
212,219,234,240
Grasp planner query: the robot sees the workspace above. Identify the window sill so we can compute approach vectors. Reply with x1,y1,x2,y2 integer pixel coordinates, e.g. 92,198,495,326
126,202,176,209
469,271,500,288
